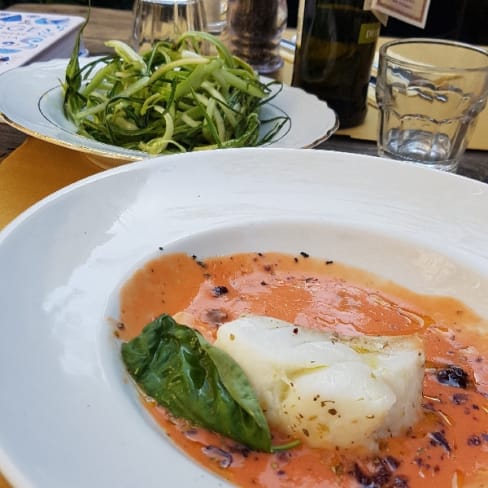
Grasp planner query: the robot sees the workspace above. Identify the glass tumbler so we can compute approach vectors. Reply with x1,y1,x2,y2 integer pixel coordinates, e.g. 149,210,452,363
201,0,227,35
376,38,488,172
132,0,207,52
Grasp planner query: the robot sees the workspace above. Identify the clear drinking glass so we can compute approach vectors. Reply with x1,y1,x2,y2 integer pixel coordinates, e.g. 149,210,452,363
224,0,287,74
201,0,227,35
376,38,488,172
132,0,207,52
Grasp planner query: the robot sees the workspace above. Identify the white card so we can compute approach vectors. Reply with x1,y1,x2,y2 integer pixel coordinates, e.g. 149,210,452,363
370,0,431,28
363,0,389,26
0,11,85,74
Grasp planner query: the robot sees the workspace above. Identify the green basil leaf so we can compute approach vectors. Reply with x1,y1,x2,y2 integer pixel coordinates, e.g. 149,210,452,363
121,314,272,452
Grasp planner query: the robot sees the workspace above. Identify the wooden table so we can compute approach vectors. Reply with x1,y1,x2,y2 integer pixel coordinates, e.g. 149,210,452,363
1,3,488,183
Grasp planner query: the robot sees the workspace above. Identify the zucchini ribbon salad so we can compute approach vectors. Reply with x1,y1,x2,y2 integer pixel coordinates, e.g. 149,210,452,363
62,29,289,154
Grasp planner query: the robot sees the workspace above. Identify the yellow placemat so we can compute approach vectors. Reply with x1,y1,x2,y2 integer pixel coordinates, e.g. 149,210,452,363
337,98,488,151
0,473,8,488
0,138,103,231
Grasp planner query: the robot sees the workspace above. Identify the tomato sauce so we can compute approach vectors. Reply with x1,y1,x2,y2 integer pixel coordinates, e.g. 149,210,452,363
117,251,488,487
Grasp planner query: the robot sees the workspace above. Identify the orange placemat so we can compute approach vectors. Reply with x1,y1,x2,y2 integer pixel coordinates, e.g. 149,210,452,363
0,137,103,231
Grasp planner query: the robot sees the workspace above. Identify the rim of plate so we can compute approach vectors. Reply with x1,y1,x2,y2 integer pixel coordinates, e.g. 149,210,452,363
0,59,339,162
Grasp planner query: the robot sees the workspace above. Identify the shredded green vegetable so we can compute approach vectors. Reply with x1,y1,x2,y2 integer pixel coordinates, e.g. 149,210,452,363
62,31,289,154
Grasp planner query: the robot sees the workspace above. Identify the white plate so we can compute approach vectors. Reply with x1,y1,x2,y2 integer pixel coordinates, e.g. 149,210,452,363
1,148,488,488
0,58,338,162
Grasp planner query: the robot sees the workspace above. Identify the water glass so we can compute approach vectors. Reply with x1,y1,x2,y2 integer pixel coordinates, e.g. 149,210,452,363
225,0,287,74
132,0,207,52
202,0,227,35
376,38,488,172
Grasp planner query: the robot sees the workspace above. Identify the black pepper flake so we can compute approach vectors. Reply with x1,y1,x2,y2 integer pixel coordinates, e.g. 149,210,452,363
352,460,393,488
328,408,337,415
392,477,409,487
274,450,292,464
158,246,164,251
196,260,207,268
325,260,334,265
302,428,310,437
202,446,233,468
292,327,299,335
300,251,309,258
452,393,468,405
436,365,469,389
184,428,198,437
229,444,251,458
294,257,299,263
467,435,482,446
429,431,451,453
385,456,400,471
257,252,263,257
260,281,267,286
211,286,229,297
263,264,273,272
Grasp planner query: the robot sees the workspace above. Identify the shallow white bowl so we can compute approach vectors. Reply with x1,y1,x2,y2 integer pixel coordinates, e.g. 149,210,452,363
0,148,487,487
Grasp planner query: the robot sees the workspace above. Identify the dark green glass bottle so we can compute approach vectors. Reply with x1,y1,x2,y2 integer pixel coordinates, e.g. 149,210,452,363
292,0,380,128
